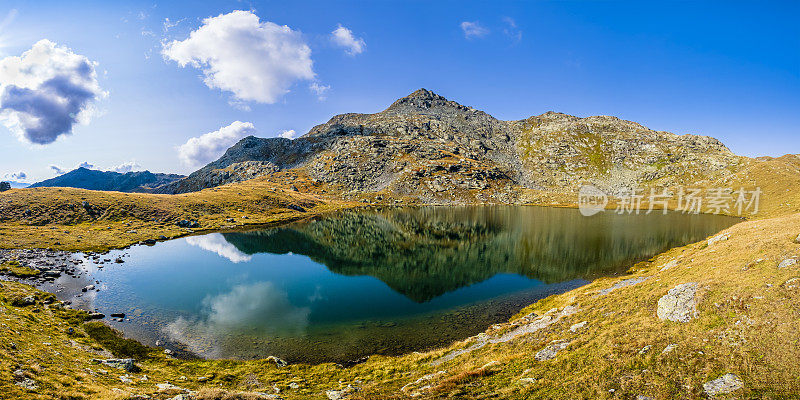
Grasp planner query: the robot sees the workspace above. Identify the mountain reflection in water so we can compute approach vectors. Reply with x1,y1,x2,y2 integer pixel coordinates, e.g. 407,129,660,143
221,206,736,302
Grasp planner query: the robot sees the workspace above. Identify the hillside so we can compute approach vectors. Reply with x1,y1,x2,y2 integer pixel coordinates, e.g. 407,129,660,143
158,89,744,204
30,168,184,193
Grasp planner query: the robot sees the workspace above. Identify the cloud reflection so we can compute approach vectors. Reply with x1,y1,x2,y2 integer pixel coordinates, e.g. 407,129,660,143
164,282,310,358
185,233,252,263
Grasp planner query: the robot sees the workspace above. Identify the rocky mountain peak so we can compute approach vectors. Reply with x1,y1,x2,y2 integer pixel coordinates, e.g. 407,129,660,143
384,88,480,116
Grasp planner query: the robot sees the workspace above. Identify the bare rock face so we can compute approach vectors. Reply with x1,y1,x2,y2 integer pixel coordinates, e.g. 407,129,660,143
657,282,698,322
703,373,744,397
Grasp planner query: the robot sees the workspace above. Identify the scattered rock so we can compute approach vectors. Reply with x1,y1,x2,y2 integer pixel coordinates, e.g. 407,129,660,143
703,373,744,397
87,312,105,320
518,377,537,385
638,345,652,355
325,385,358,400
13,296,36,306
659,259,678,271
110,312,126,318
778,258,797,268
569,321,587,333
597,276,649,296
15,378,37,390
662,344,677,354
657,282,698,322
287,204,306,212
93,358,139,372
535,340,571,361
636,396,654,400
707,233,730,246
266,355,287,367
795,233,800,244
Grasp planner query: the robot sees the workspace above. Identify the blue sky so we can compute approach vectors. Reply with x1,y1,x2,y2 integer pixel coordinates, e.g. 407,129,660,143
0,0,798,182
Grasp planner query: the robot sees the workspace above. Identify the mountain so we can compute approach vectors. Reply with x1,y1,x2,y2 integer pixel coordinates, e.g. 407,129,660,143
29,168,185,192
157,88,743,203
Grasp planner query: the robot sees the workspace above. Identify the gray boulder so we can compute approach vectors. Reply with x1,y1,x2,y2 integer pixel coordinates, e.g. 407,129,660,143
703,373,744,397
535,340,571,361
778,258,797,268
93,358,139,372
657,282,698,322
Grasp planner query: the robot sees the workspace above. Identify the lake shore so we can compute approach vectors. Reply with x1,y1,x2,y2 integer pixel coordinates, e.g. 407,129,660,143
2,180,800,398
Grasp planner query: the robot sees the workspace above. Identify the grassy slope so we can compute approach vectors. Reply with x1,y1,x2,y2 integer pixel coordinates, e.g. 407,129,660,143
1,156,799,399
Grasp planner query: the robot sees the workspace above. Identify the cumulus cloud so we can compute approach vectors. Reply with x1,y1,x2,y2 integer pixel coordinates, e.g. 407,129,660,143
109,161,141,173
460,21,489,39
279,129,296,140
162,10,314,104
77,161,94,169
185,233,252,263
178,121,256,167
330,24,365,55
0,39,106,145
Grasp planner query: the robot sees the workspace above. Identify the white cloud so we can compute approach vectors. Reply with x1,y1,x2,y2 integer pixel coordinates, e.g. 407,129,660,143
178,121,256,167
4,171,26,182
308,81,330,100
161,10,314,104
279,129,296,140
109,161,141,173
185,233,252,263
0,39,106,145
77,161,94,169
330,24,365,56
460,21,489,39
49,165,65,175
502,17,522,43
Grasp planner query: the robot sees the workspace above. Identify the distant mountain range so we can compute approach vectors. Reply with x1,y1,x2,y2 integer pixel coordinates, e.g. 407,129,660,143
29,167,184,192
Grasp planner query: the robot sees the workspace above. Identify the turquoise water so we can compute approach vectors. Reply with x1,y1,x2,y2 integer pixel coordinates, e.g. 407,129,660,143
61,206,738,363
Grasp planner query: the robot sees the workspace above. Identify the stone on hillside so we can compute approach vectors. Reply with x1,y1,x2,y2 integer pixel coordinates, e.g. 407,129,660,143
659,259,678,271
703,373,744,397
657,283,698,322
569,321,587,333
93,358,139,372
597,276,649,296
534,340,571,361
795,234,800,244
707,233,730,246
287,204,306,212
266,355,288,367
15,378,37,390
661,344,677,354
778,258,797,268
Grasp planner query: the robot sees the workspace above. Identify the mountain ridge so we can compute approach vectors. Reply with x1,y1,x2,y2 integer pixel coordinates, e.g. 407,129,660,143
155,88,742,202
30,167,185,193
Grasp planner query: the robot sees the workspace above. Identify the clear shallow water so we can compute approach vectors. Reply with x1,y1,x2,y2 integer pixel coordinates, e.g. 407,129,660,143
55,206,738,363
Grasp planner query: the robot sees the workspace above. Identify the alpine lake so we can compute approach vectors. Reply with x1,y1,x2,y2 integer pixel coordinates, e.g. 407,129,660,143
41,206,738,364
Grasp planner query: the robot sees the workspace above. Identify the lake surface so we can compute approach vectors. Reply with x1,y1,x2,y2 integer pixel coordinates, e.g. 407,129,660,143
54,206,738,363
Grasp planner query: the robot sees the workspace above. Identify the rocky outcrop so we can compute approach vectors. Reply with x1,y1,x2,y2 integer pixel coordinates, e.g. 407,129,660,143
657,282,698,322
703,373,744,397
158,89,744,202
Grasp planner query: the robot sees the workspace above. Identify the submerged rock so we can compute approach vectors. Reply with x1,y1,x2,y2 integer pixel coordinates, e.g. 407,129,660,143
703,373,744,396
657,282,698,322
